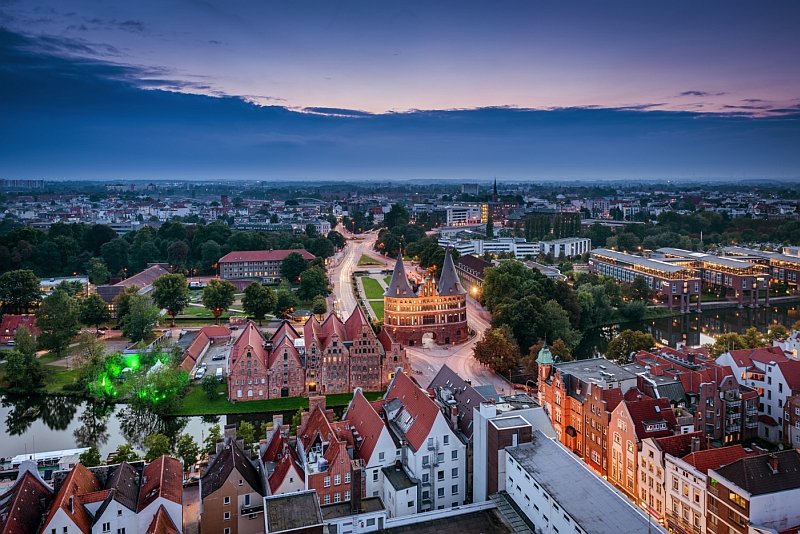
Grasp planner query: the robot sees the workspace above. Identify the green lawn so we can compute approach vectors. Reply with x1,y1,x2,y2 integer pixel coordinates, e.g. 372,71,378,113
43,365,82,393
170,383,385,415
357,254,382,266
178,306,232,319
361,276,385,299
384,275,392,286
369,300,385,321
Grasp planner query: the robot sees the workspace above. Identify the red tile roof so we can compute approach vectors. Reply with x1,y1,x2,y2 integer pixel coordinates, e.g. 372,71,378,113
232,322,268,368
777,360,800,391
0,470,53,534
345,389,388,465
384,371,439,451
681,445,751,474
624,396,677,440
199,325,232,339
137,456,182,512
601,388,624,412
298,406,337,452
145,505,180,534
268,453,303,495
43,463,102,534
0,315,40,340
758,414,780,427
727,346,786,368
654,431,705,458
218,249,315,263
344,305,371,341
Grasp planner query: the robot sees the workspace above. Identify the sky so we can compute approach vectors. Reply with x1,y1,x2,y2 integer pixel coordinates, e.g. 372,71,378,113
1,0,799,180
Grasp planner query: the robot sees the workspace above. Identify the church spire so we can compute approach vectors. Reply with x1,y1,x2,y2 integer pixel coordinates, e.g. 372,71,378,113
438,249,466,296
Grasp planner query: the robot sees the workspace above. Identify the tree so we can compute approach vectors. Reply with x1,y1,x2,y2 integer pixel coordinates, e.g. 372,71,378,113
305,224,318,238
201,374,219,400
606,329,656,363
0,269,40,313
767,324,789,341
202,279,236,323
74,332,106,389
4,327,44,391
167,240,190,269
281,252,308,283
242,282,276,326
152,273,190,326
200,240,222,274
100,238,130,275
523,339,573,379
86,258,111,285
327,231,346,249
36,289,81,357
540,300,581,349
298,267,328,300
80,293,111,333
626,276,652,301
176,434,200,474
114,443,140,463
120,294,160,342
237,421,256,448
204,424,222,454
274,289,298,319
112,285,140,324
312,295,327,317
473,326,521,376
384,204,410,229
144,433,172,461
79,447,102,467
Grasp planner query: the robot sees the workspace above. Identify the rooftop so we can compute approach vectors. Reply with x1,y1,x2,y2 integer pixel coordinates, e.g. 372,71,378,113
382,465,415,491
507,432,665,534
490,415,531,430
554,358,637,386
592,248,690,274
321,496,384,520
264,490,324,533
219,248,315,263
712,450,800,496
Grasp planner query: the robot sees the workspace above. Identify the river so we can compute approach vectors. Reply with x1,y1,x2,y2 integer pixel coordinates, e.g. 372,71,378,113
574,301,799,358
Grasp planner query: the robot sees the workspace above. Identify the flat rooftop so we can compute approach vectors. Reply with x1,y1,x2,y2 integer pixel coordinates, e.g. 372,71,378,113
264,491,323,533
507,433,666,534
382,466,415,491
554,358,637,385
592,249,689,273
378,509,513,534
321,496,385,520
490,415,531,429
656,247,757,269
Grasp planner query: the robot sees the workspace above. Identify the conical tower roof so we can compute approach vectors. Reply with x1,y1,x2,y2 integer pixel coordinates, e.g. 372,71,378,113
438,250,466,296
385,254,416,297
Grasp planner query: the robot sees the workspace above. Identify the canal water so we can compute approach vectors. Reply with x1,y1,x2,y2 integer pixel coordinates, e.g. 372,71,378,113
574,301,799,359
0,396,309,461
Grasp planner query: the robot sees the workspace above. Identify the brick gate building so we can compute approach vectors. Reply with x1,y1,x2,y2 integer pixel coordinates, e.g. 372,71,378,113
382,253,469,346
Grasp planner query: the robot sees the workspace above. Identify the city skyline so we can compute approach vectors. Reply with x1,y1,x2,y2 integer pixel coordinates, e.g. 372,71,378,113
1,1,800,179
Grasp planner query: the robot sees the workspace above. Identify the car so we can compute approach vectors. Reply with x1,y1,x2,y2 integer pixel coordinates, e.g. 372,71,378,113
229,325,239,330
195,367,206,380
7,340,16,346
211,354,226,361
215,367,223,381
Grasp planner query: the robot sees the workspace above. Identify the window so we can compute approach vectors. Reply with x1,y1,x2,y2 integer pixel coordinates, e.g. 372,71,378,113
224,496,230,505
452,484,458,495
422,473,429,483
345,491,351,500
224,529,230,534
324,476,331,487
345,472,351,483
334,492,341,503
102,524,110,533
334,474,341,485
437,487,445,498
379,452,385,461
437,452,444,463
224,512,230,521
438,470,445,481
373,470,379,481
244,494,250,506
117,510,122,516
451,450,458,460
408,501,414,508
729,491,747,508
238,479,243,486
324,495,331,504
452,467,459,478
117,530,125,534
443,435,449,445
367,518,376,526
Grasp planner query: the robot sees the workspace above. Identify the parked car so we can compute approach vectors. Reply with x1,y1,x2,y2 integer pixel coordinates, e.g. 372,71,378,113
195,367,206,380
211,354,226,361
215,367,223,382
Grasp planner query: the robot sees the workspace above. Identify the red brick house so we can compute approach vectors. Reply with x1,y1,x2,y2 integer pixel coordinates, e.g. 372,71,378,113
0,315,39,344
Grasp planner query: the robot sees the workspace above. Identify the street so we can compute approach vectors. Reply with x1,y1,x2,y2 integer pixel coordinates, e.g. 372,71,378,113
329,231,509,393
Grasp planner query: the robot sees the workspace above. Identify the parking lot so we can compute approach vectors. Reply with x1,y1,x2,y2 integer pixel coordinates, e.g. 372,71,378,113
192,331,240,382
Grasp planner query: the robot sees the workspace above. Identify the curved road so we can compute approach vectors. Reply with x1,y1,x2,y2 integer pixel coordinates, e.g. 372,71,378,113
330,232,510,394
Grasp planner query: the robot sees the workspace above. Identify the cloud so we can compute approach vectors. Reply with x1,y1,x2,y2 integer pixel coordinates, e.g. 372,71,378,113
678,90,727,97
1,26,798,180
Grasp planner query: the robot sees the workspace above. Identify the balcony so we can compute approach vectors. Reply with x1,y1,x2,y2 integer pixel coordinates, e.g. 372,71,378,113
726,399,741,408
725,423,741,433
746,406,758,415
726,412,741,420
241,503,263,516
746,419,758,429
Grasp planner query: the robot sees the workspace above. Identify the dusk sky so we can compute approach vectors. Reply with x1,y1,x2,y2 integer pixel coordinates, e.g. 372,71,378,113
1,0,799,180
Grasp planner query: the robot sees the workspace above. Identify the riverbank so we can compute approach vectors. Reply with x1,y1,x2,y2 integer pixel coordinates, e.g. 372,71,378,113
168,383,385,416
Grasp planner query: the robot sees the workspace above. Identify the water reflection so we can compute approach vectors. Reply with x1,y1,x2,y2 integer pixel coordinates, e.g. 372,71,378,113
576,302,799,358
73,402,115,449
2,395,80,436
118,405,189,449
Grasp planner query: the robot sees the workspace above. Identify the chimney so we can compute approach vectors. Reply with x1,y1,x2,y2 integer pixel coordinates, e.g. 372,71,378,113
309,395,326,415
768,453,780,475
691,436,701,453
350,460,364,514
450,405,458,428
